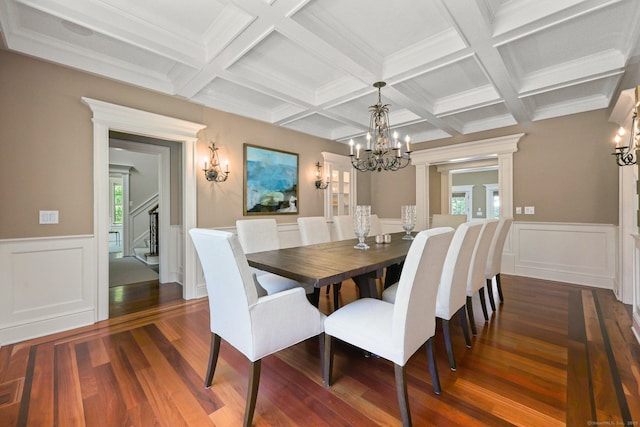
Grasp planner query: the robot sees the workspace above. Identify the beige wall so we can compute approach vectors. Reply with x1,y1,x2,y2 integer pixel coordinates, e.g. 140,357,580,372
371,109,620,225
196,108,347,228
0,49,347,238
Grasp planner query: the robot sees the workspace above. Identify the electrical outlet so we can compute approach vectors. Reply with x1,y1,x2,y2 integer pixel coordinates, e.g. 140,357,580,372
515,207,522,214
524,206,535,215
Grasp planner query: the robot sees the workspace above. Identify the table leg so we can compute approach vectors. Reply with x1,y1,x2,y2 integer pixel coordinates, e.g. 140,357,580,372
352,270,381,299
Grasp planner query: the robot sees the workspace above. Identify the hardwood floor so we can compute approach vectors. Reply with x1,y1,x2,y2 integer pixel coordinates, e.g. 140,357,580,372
109,281,183,318
1,275,639,426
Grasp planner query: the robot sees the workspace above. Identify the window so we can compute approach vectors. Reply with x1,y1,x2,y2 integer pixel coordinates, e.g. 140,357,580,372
113,182,123,224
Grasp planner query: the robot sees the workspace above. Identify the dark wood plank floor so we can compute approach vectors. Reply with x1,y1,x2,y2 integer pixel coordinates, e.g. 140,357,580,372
1,275,639,426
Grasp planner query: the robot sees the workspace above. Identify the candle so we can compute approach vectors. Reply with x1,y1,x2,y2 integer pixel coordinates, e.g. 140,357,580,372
225,160,229,173
405,135,411,152
366,133,371,150
349,139,354,155
615,134,621,147
356,144,361,159
204,158,208,170
396,141,401,158
393,131,398,142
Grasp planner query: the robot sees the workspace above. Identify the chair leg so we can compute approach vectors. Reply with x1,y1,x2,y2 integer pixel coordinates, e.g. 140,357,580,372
466,296,477,336
496,273,504,302
458,307,472,348
442,319,456,371
243,360,261,427
204,333,221,388
325,285,330,295
323,334,333,388
486,278,497,312
394,364,412,427
478,288,489,322
426,337,441,394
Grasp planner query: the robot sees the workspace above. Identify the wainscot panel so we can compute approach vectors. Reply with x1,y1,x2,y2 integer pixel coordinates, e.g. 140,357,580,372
505,222,616,289
0,235,96,344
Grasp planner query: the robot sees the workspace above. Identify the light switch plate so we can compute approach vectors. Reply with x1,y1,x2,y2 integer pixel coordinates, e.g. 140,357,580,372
515,207,522,214
524,206,535,215
39,210,59,224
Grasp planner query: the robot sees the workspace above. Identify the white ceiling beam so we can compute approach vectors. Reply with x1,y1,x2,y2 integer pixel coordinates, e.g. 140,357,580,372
443,0,531,126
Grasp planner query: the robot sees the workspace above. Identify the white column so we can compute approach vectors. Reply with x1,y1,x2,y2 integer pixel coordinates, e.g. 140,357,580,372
415,163,429,230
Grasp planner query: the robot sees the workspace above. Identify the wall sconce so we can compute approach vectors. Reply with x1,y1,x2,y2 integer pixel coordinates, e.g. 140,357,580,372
203,141,230,182
612,86,640,167
314,162,329,189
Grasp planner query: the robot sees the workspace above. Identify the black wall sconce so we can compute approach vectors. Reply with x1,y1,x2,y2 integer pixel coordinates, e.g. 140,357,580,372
315,162,329,189
203,141,230,182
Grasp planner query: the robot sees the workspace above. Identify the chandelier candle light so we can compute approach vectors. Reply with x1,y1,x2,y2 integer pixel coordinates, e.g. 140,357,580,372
350,81,412,172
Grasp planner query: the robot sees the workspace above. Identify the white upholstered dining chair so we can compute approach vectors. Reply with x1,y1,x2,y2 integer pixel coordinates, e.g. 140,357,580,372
236,219,317,303
333,215,354,241
431,214,467,229
333,213,382,240
465,219,499,335
298,216,344,309
298,216,332,245
323,227,454,427
382,223,481,371
485,217,513,311
189,228,325,427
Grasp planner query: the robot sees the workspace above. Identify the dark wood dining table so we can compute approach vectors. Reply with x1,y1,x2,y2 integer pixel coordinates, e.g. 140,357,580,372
245,232,412,299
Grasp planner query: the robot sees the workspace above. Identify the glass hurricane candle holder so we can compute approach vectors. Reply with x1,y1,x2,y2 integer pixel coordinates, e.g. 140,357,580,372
401,205,416,240
353,205,371,250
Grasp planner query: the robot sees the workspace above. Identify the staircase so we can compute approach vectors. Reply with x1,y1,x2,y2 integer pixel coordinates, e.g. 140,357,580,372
134,204,159,266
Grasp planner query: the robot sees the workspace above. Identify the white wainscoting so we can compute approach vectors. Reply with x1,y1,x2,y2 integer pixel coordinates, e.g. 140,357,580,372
1,220,617,345
504,222,616,289
0,235,97,345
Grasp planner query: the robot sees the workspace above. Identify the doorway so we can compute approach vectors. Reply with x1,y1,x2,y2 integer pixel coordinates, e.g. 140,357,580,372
83,97,206,321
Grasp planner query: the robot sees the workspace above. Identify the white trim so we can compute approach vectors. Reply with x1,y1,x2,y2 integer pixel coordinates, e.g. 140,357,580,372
484,183,500,220
411,133,523,230
451,184,474,220
82,97,206,321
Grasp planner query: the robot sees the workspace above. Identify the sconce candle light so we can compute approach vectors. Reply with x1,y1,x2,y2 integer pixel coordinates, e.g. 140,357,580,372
612,85,640,167
314,162,329,189
203,141,230,182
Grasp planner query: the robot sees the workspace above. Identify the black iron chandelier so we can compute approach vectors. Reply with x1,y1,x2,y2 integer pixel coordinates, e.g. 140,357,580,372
349,81,412,172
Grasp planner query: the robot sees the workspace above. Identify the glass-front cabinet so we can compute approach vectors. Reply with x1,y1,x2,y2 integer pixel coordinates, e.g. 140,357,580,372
321,152,356,220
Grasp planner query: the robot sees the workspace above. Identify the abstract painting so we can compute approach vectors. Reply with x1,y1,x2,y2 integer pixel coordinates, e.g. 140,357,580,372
244,144,298,215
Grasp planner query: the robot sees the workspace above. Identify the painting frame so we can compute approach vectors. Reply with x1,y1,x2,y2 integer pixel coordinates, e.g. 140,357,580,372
243,144,299,216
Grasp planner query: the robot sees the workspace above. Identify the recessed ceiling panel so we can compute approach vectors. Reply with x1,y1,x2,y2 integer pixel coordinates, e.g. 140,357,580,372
228,31,349,104
498,1,636,88
442,103,517,134
282,113,351,139
197,78,305,123
292,0,452,60
522,77,619,121
16,4,176,75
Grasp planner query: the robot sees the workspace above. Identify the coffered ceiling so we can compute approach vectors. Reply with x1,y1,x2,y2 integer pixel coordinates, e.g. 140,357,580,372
2,0,640,146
